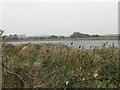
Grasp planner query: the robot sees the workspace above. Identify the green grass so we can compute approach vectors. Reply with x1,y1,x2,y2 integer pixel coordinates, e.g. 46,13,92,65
2,43,120,88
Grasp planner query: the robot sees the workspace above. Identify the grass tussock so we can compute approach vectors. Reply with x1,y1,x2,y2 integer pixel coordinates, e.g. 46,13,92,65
2,43,120,88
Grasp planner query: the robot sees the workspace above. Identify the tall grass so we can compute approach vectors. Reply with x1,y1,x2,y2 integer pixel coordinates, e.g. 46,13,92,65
2,43,120,88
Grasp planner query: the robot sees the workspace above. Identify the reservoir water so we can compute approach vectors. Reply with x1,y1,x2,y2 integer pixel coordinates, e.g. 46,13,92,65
7,40,119,49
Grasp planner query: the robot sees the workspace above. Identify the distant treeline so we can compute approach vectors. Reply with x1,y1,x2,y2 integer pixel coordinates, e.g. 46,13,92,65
2,32,120,41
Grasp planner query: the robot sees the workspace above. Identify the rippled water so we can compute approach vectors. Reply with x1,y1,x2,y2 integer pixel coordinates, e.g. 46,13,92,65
7,40,119,49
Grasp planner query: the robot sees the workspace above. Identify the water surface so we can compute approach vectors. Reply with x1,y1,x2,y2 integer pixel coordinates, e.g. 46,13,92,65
7,40,119,49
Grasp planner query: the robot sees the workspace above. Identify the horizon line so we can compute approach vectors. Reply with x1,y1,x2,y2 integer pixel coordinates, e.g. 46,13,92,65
3,33,119,36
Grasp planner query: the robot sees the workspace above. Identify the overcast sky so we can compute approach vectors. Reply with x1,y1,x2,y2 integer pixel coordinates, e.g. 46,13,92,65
0,0,118,36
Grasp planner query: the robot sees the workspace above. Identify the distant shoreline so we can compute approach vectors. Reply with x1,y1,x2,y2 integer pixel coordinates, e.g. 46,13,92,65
3,37,119,42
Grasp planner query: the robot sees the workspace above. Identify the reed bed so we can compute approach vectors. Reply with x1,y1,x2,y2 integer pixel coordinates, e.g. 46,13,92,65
2,43,120,88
